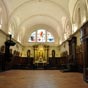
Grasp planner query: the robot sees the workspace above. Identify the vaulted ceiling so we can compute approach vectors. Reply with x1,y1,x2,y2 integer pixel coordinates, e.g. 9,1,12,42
1,0,86,46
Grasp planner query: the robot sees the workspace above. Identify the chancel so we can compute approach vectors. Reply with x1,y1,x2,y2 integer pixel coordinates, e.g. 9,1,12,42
0,0,88,88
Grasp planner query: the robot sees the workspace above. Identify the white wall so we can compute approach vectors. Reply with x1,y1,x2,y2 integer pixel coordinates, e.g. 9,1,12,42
22,45,60,57
0,31,23,56
10,43,23,56
22,46,34,57
0,31,6,47
59,41,69,56
49,46,60,57
59,30,81,56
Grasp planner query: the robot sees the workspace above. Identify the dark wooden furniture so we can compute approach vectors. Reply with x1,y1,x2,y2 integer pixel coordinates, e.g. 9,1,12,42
76,45,83,72
12,56,34,69
67,36,78,71
0,53,5,71
62,36,78,72
81,21,88,82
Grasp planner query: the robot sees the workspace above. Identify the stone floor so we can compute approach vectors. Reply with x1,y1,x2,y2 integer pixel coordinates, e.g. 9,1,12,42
0,70,88,88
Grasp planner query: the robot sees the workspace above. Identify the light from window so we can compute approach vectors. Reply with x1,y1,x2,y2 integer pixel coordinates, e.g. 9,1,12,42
29,32,36,42
47,32,54,42
28,29,54,43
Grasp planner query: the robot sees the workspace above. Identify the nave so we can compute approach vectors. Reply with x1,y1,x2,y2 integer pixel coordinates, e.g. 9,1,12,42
0,70,88,88
1,0,88,87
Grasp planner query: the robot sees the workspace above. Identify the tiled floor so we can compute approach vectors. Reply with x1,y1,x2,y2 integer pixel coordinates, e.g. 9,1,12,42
0,70,88,88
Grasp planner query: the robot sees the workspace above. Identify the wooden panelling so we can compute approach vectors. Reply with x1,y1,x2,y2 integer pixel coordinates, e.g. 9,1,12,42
81,21,88,83
76,45,83,72
0,53,5,71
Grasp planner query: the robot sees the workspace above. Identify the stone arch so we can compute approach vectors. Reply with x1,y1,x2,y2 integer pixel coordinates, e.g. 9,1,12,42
0,0,8,32
72,0,87,32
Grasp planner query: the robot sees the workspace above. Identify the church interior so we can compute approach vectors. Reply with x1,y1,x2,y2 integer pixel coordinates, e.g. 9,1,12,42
0,0,88,88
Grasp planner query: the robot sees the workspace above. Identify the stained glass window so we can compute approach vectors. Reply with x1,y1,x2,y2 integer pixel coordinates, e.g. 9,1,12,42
47,32,54,42
37,30,46,42
28,32,36,42
28,29,54,43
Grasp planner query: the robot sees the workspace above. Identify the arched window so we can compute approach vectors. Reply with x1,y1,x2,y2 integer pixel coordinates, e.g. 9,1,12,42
28,29,54,43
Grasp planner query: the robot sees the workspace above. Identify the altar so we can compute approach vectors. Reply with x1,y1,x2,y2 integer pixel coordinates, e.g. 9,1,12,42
34,60,47,69
33,44,49,68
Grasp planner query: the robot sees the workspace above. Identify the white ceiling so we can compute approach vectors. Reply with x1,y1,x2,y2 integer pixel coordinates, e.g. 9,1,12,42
2,0,78,46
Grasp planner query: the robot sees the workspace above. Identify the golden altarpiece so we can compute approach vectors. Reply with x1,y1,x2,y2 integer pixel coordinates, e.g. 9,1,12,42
33,44,49,66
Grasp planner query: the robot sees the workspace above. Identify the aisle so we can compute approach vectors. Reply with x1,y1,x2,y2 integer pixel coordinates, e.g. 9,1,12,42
0,70,88,88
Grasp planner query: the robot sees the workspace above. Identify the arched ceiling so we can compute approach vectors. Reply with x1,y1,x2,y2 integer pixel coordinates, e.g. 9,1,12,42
3,0,74,46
